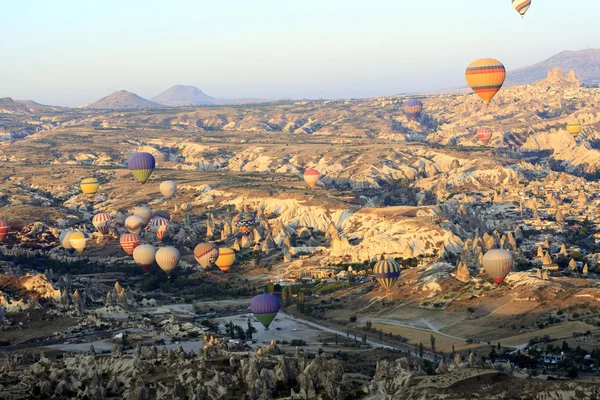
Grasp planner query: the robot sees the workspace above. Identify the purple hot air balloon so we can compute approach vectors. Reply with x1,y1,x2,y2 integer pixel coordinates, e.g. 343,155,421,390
128,152,156,184
403,99,423,121
251,294,281,329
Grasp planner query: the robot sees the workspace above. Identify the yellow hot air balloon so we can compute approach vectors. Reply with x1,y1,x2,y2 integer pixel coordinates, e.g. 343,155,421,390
512,0,531,17
465,59,506,104
303,168,320,189
69,231,87,254
215,247,235,273
567,121,582,138
155,246,180,276
160,180,177,199
80,178,99,199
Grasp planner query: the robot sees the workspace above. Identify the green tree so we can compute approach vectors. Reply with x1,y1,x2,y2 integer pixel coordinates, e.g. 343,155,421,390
235,325,247,340
282,286,291,306
349,315,357,323
419,342,424,359
266,282,275,294
297,291,306,314
362,334,367,344
365,320,372,330
430,334,436,353
489,348,497,363
246,320,257,340
226,321,235,339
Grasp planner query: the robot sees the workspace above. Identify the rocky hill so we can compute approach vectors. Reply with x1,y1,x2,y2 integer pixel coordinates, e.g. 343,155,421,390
81,90,165,110
152,85,215,106
506,49,600,86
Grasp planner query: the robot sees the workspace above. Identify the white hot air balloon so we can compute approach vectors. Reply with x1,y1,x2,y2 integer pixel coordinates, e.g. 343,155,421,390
155,246,180,277
132,206,152,227
125,215,146,235
133,244,157,273
482,249,514,285
160,180,177,199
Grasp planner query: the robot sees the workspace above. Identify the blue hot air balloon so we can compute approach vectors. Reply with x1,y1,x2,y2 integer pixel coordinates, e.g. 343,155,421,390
251,294,281,329
128,152,156,184
373,257,401,292
403,99,423,121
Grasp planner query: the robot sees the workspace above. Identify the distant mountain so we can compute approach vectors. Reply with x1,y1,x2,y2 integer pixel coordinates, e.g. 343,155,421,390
506,49,600,86
0,97,33,114
152,85,215,106
81,90,165,110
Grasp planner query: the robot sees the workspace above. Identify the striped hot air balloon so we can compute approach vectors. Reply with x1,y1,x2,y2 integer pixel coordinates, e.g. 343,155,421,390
125,215,145,235
60,230,76,254
403,99,423,121
132,206,152,228
567,121,582,138
251,294,281,329
233,212,256,236
476,127,493,146
215,247,235,273
155,246,180,276
465,59,506,104
80,178,99,199
303,168,320,189
128,152,156,184
194,243,219,270
0,220,9,242
150,216,169,241
120,233,141,255
133,244,156,273
92,213,112,235
160,180,177,199
373,257,401,292
482,249,514,285
512,0,531,17
69,231,88,254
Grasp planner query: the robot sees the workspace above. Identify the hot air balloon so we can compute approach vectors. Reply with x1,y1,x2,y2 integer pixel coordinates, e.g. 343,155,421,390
60,230,77,254
482,249,514,285
132,206,152,227
155,246,180,276
120,233,141,255
373,257,401,292
251,294,281,329
303,168,320,189
133,244,156,273
92,213,112,235
512,0,531,17
150,216,169,241
567,121,582,138
80,178,99,199
160,180,177,199
215,247,235,273
69,231,88,254
128,152,156,184
0,220,9,242
403,99,423,121
233,212,256,235
465,59,506,104
476,127,493,146
125,215,145,235
194,243,219,270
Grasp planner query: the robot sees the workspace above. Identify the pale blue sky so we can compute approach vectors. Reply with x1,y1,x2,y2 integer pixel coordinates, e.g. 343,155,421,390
0,0,595,106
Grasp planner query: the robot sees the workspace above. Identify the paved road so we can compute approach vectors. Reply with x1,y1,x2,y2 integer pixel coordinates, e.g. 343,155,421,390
0,328,125,352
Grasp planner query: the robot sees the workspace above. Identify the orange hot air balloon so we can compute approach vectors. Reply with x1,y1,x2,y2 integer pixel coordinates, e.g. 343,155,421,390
465,59,506,104
215,247,235,273
303,168,320,189
476,127,493,146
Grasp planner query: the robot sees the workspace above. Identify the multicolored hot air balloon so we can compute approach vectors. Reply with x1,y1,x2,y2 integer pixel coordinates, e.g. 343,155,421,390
150,216,169,241
0,220,9,242
477,127,493,146
403,99,423,121
133,244,156,273
567,121,582,138
251,294,281,329
512,0,531,17
303,168,320,189
194,243,219,270
482,249,514,285
465,59,506,104
69,231,88,254
373,257,401,292
125,215,145,235
92,213,112,235
120,233,141,255
128,152,156,184
160,180,177,199
132,206,152,228
215,247,235,273
233,212,256,235
80,178,99,199
155,246,180,277
60,230,76,254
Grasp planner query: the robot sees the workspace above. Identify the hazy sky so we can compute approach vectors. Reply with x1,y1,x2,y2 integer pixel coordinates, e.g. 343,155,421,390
1,0,596,106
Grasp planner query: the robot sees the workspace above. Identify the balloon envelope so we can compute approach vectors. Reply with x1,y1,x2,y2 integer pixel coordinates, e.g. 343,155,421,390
403,99,423,121
132,206,152,227
303,168,320,189
0,219,9,242
233,212,256,235
80,178,99,198
477,127,493,146
60,230,76,254
150,216,169,241
92,213,112,235
465,59,506,103
155,246,180,275
128,152,156,184
482,249,514,284
512,0,531,16
373,258,401,292
567,121,582,138
125,215,145,235
215,247,235,273
160,180,177,199
69,231,87,254
194,243,219,270
251,294,281,329
120,233,141,255
133,244,156,273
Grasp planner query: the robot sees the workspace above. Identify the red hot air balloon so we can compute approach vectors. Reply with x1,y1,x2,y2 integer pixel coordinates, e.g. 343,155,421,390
476,127,493,146
0,220,9,242
120,233,141,256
